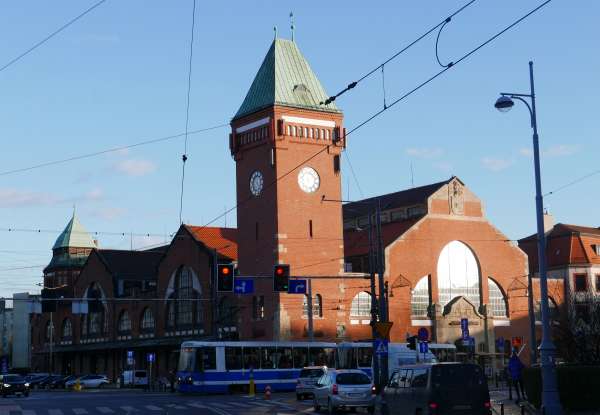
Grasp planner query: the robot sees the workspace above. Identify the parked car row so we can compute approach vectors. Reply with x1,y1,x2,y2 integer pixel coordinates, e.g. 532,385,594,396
5,373,111,390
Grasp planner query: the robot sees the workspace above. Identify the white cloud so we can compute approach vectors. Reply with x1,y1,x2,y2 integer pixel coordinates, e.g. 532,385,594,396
481,157,513,172
544,144,580,157
405,147,444,159
114,159,157,177
434,161,453,172
0,188,58,208
84,188,104,201
519,148,533,157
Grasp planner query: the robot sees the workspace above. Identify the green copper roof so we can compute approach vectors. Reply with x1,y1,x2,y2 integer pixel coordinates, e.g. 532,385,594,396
234,38,339,120
53,212,96,250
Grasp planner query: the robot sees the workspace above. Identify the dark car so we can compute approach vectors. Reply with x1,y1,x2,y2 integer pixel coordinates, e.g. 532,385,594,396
39,375,63,389
51,375,78,389
1,374,31,398
383,363,491,414
24,374,48,389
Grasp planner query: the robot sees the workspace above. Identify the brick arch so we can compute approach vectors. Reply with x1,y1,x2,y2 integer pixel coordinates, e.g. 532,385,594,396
436,240,483,308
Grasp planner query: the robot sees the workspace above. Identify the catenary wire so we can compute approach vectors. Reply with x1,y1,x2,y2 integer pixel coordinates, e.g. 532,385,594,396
544,168,600,197
179,0,197,224
346,0,553,137
0,123,228,177
343,151,364,198
0,0,108,74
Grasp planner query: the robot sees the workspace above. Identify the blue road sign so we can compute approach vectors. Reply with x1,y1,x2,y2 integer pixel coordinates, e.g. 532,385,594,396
0,356,8,374
418,327,429,342
460,318,468,331
127,350,134,359
288,279,307,294
234,278,254,294
147,353,155,363
419,342,429,354
374,339,389,356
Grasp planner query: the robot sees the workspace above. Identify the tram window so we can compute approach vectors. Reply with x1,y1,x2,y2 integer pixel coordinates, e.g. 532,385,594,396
261,347,277,369
243,347,260,370
203,347,216,370
357,348,373,367
225,347,242,370
310,347,336,367
293,347,309,368
277,347,293,369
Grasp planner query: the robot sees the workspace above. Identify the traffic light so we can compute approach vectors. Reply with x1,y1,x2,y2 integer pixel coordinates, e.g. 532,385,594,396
273,264,290,292
217,264,234,292
407,335,418,350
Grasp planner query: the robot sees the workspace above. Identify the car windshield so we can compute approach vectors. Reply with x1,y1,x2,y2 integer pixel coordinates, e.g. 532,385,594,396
299,369,324,378
432,364,486,389
336,373,371,385
2,375,24,382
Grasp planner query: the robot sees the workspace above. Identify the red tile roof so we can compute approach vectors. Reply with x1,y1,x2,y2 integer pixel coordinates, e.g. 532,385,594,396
344,219,420,257
185,225,238,261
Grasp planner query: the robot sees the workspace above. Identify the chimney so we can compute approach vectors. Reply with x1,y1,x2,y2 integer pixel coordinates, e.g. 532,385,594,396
543,210,555,233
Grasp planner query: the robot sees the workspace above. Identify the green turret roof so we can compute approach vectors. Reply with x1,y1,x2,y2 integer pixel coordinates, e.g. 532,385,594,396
233,38,339,120
52,212,96,250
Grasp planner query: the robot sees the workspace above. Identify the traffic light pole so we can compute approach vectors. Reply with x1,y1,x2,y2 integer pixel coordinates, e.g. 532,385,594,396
375,199,389,387
307,279,314,342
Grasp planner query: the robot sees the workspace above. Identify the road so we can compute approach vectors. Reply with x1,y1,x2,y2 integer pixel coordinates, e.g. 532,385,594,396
0,390,337,415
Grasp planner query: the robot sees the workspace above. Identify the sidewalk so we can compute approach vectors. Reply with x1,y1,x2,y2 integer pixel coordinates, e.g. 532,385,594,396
490,389,534,415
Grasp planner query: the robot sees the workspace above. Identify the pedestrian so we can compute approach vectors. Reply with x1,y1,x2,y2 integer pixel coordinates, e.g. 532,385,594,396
507,349,526,402
168,370,175,393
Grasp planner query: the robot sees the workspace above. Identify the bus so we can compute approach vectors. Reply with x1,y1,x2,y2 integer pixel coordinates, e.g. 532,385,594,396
176,340,455,393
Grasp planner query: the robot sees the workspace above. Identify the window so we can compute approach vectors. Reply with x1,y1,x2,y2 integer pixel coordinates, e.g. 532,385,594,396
309,347,335,367
315,128,320,139
293,347,309,368
277,347,293,369
309,220,313,238
62,319,72,339
243,347,260,370
117,310,131,334
535,297,559,321
80,315,87,336
45,320,53,342
411,368,428,388
333,155,340,174
357,348,373,368
287,125,291,136
252,296,265,320
488,278,508,318
141,308,155,332
225,347,242,370
350,292,371,317
400,369,412,388
302,294,323,318
574,274,587,292
325,129,330,140
593,244,600,256
177,267,193,326
390,209,407,222
166,301,175,329
437,241,481,307
575,303,590,323
596,275,600,291
411,277,429,317
260,347,277,369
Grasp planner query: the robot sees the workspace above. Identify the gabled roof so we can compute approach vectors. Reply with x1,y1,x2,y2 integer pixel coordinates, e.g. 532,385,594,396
233,38,339,120
96,249,163,281
185,226,238,261
344,219,420,257
53,212,96,250
519,223,600,241
343,177,457,220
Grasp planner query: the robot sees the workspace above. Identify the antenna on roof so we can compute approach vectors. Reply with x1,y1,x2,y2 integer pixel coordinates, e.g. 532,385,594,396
410,162,415,188
273,25,277,40
290,12,295,42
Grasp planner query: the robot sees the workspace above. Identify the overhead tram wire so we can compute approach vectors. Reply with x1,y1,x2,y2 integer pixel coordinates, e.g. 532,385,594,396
544,168,600,197
179,0,198,224
345,0,553,137
0,123,228,177
0,0,109,74
320,0,478,106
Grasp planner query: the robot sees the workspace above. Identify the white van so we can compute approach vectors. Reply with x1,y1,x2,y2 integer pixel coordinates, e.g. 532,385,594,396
387,343,438,375
118,370,148,388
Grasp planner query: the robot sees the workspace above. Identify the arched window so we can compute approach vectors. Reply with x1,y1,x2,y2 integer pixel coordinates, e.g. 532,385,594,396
82,282,105,337
62,319,72,339
166,300,175,329
167,266,202,330
219,297,236,326
80,315,87,337
141,308,155,332
176,267,193,326
350,292,372,317
411,276,430,317
437,241,481,307
118,310,131,333
302,294,323,318
535,297,559,322
488,278,508,318
45,320,53,342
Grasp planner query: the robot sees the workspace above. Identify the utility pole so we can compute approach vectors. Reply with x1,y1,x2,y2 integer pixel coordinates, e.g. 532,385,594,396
367,214,379,388
307,279,314,341
375,198,389,386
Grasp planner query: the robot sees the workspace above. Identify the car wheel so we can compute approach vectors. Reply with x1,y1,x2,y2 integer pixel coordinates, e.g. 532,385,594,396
327,398,336,414
367,406,375,414
313,397,321,412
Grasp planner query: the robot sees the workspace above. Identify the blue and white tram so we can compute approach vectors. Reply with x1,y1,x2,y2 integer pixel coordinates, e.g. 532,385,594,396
177,341,374,393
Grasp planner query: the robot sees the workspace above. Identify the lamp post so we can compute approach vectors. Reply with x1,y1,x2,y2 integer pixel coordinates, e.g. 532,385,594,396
494,61,562,415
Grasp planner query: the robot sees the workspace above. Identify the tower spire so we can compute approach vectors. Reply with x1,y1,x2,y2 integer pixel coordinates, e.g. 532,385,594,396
290,12,295,42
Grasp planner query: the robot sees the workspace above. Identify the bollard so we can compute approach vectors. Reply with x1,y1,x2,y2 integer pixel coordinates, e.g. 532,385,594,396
520,404,525,415
500,402,504,415
248,368,255,398
508,379,513,401
264,385,271,400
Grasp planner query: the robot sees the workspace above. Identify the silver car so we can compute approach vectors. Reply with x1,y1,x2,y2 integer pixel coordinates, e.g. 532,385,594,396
313,369,375,413
296,366,328,400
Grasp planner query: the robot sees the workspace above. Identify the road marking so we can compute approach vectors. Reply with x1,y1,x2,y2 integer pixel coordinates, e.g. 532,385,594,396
210,403,232,408
22,411,36,415
120,407,137,413
188,403,229,415
72,409,89,415
144,405,163,411
250,401,275,407
227,402,253,408
49,410,64,415
96,408,114,414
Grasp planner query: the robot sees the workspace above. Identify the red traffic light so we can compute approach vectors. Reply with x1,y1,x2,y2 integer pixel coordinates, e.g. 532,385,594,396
275,267,285,276
220,265,231,275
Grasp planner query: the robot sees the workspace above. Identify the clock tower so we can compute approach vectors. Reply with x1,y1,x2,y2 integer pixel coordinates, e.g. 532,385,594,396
230,38,345,339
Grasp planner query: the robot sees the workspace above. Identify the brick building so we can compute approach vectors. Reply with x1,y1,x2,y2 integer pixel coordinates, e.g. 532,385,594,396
30,36,559,376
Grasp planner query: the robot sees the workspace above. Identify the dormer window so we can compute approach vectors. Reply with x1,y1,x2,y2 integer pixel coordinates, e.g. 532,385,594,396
592,244,600,256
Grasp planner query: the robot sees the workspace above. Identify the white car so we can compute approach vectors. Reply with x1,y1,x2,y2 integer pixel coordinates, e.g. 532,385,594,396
66,375,110,389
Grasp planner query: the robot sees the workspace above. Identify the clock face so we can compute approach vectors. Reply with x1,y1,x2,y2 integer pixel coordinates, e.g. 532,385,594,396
298,167,320,193
249,170,264,196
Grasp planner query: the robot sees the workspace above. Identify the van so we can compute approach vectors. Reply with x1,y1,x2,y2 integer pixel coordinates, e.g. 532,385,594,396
118,370,148,388
387,343,438,374
383,363,491,414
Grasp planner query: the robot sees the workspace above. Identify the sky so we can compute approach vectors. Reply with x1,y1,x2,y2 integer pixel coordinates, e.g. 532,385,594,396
0,1,597,298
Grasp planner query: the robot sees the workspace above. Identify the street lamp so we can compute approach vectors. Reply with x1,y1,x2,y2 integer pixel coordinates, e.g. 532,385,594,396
494,61,562,415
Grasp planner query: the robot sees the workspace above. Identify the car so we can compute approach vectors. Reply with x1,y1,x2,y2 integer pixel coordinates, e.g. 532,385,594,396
0,374,30,398
65,374,110,389
296,366,328,400
382,362,492,414
313,369,375,414
38,375,63,389
118,370,148,388
50,375,78,389
24,374,49,389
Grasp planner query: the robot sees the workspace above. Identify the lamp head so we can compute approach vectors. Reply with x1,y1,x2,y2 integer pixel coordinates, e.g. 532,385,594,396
494,95,514,113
